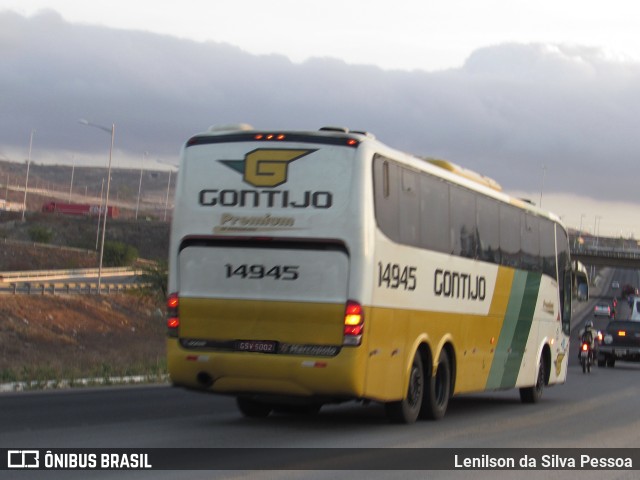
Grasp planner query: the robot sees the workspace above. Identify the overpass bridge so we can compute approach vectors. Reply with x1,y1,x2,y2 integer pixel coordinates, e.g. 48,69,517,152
569,236,640,298
571,245,640,269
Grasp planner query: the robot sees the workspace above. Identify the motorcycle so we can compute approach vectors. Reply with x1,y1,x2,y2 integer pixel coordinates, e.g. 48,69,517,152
580,340,593,373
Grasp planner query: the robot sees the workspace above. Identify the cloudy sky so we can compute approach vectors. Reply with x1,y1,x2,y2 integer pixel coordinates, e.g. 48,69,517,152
2,1,640,237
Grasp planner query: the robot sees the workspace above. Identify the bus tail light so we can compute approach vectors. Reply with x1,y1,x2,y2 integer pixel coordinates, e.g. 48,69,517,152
343,300,364,346
167,292,180,337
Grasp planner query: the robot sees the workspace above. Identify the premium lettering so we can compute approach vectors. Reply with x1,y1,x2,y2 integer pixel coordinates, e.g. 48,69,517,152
199,189,332,209
434,268,486,301
220,213,294,227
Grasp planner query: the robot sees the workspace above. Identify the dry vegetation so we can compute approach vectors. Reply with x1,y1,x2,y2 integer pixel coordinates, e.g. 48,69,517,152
0,294,166,385
0,238,168,387
0,161,172,387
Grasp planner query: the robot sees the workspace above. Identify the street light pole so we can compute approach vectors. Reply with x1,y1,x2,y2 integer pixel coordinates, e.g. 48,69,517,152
136,151,147,220
68,156,75,202
539,164,547,208
79,119,115,294
95,178,104,251
21,129,35,222
164,169,173,222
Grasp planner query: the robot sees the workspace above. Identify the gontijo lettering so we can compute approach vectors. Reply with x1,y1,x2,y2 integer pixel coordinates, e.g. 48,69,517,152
434,268,486,301
199,189,332,208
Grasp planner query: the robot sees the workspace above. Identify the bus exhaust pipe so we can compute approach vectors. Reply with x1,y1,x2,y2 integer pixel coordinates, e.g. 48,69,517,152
196,372,214,388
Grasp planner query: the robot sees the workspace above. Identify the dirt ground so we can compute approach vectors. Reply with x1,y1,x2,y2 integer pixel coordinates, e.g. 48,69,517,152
0,240,167,386
0,293,166,384
0,162,171,386
0,241,98,271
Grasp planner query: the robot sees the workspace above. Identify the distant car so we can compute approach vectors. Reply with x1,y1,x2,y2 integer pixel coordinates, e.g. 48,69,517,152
612,281,620,290
593,303,611,317
598,320,640,367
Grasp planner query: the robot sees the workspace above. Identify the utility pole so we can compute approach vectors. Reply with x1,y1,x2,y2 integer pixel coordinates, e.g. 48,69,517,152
21,130,35,221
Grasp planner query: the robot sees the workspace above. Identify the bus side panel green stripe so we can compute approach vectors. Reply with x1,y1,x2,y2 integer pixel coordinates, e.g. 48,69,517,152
500,272,541,388
485,271,527,389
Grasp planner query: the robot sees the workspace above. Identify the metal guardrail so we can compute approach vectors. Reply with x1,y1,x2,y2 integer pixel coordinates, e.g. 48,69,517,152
0,267,139,283
0,266,149,295
4,281,150,295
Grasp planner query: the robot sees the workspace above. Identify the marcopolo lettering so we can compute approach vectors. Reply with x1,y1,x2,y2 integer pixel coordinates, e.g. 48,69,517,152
434,268,486,301
199,189,332,209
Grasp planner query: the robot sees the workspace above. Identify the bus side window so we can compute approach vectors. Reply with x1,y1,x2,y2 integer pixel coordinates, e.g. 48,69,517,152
556,226,571,334
476,196,500,264
522,214,541,273
540,219,557,279
500,204,521,268
373,156,400,242
399,168,419,245
419,173,450,254
450,185,477,258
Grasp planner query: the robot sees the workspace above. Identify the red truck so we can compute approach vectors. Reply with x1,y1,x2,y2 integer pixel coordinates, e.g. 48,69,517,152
41,202,120,218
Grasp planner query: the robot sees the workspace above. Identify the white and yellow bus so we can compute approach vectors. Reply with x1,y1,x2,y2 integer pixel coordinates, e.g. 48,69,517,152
167,125,572,423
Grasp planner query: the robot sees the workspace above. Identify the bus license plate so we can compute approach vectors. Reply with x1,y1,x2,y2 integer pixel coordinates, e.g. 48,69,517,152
237,340,277,353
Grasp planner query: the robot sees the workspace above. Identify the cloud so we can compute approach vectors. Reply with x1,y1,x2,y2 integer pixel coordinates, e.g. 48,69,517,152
2,10,640,207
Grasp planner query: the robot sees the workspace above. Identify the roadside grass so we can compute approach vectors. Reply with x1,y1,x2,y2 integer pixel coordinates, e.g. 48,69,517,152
0,292,167,391
0,358,168,391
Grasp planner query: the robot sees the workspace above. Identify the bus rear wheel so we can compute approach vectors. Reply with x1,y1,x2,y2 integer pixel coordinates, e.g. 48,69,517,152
420,349,451,420
385,353,424,424
519,355,546,403
236,397,272,418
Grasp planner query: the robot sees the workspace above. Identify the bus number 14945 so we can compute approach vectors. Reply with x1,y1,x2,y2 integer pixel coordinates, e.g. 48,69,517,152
378,262,417,291
225,264,299,280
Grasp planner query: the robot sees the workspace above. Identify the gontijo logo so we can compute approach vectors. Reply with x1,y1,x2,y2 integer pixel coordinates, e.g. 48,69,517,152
220,148,316,188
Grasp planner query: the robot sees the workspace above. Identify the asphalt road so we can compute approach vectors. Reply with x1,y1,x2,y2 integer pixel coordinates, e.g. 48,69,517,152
2,267,639,479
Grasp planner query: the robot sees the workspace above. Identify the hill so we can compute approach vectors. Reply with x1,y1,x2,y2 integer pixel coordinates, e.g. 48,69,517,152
0,213,170,270
0,160,171,387
0,158,175,221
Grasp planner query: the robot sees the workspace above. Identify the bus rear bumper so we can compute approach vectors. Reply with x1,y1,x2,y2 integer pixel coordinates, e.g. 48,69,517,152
167,338,366,399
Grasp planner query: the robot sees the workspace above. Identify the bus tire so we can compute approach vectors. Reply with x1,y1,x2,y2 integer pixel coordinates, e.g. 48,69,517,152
236,397,272,418
385,353,424,424
420,349,451,420
519,355,546,403
273,404,322,415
